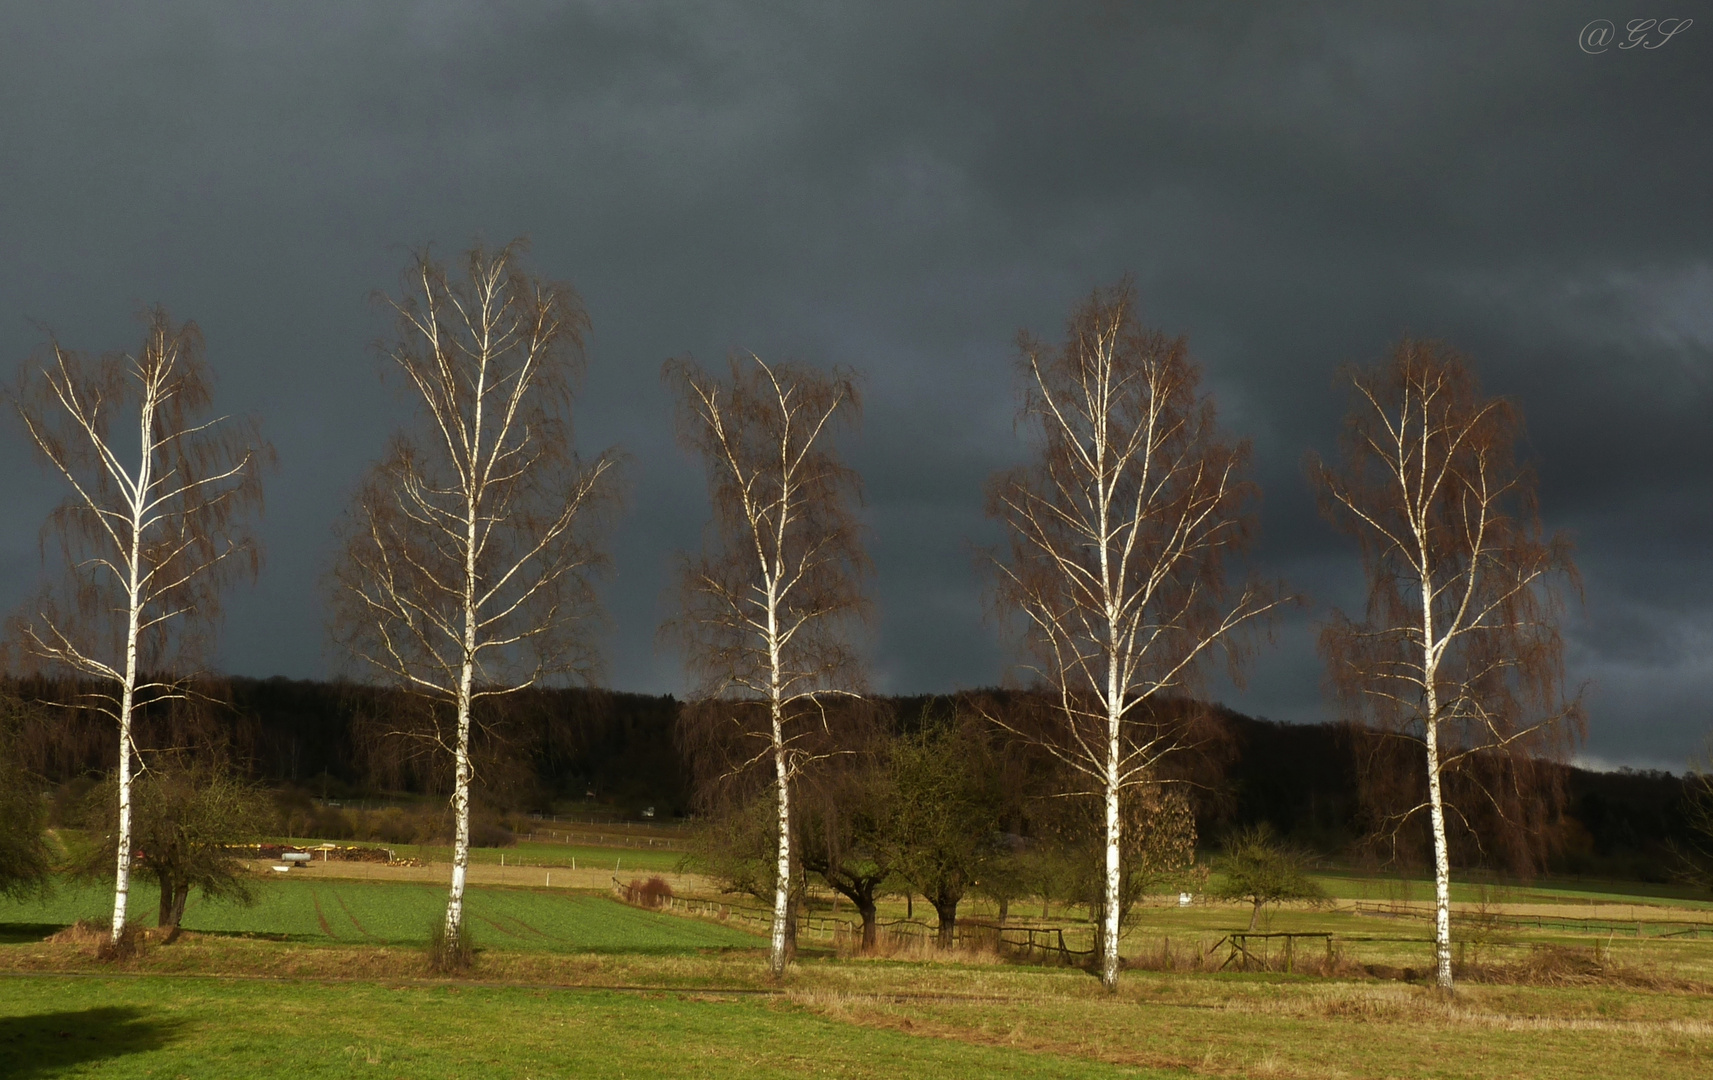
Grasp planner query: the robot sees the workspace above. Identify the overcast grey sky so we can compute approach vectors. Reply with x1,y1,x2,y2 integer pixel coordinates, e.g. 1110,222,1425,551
2,3,1708,769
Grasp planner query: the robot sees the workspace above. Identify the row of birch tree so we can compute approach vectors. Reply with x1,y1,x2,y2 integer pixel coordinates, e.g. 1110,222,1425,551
6,245,1580,992
668,279,1580,994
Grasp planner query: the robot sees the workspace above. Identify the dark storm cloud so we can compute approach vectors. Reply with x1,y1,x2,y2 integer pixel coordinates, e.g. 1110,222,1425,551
1,2,1708,767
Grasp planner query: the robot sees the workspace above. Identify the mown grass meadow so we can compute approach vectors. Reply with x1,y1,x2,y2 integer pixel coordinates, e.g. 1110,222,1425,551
2,862,1711,1079
0,878,759,953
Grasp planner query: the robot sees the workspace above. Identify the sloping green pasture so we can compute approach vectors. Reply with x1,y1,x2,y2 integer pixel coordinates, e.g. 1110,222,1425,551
0,976,1160,1080
0,879,760,953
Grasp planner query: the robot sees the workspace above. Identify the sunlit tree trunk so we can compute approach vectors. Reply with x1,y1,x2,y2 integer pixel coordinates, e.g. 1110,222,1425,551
770,701,792,974
1102,678,1123,990
110,411,151,942
445,353,486,949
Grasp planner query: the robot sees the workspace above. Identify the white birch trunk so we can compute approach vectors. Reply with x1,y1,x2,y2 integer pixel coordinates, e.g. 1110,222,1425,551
445,336,486,949
111,613,140,942
446,687,472,944
1424,700,1454,990
1100,579,1124,990
1420,556,1454,991
110,703,133,942
767,573,792,977
770,715,792,977
1097,393,1124,993
110,388,155,945
1101,722,1122,991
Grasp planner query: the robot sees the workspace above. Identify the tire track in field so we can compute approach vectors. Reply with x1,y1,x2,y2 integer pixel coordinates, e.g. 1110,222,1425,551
330,889,372,938
309,889,338,939
499,915,561,943
462,883,560,942
475,914,521,938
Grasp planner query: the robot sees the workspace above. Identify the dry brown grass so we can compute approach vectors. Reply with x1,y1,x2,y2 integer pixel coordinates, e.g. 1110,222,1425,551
838,934,1011,966
1455,942,1708,992
43,919,111,947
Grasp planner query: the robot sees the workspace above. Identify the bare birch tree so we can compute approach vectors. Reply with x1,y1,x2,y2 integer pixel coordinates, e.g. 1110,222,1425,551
1310,339,1582,992
666,353,867,977
987,280,1281,991
331,242,616,958
9,308,268,944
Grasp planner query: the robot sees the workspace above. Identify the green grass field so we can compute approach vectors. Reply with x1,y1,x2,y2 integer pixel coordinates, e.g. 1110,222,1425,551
4,865,1712,1079
0,975,1158,1079
0,879,760,953
1,946,1709,1079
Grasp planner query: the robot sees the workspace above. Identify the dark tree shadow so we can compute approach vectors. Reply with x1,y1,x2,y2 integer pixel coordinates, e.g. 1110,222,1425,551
0,1007,184,1078
0,924,63,945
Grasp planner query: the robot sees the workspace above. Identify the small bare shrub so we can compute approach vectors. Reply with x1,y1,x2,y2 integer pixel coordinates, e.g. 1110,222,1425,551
628,876,673,909
1454,943,1694,991
426,920,475,974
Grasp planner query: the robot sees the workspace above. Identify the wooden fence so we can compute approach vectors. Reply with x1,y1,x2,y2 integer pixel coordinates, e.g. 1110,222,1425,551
1209,931,1338,973
608,879,1093,961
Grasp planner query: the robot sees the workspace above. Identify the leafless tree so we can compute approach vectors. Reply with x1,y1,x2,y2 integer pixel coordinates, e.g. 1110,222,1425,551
665,353,867,977
8,308,268,944
987,280,1282,991
1310,340,1583,992
331,241,616,955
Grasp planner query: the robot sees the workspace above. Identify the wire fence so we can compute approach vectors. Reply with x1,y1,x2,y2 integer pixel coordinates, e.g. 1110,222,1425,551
1349,901,1713,939
524,828,686,851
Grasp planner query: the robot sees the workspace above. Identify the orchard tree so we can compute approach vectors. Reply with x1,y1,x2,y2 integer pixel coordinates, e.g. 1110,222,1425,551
1310,340,1582,992
0,691,51,898
9,309,268,944
881,719,1003,948
1211,824,1327,930
987,280,1281,991
1032,766,1198,955
332,241,616,962
666,354,867,977
84,759,272,942
798,749,893,951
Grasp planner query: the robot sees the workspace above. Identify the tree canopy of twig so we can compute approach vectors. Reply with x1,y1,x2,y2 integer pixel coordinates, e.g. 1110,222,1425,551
986,279,1282,990
331,240,617,949
665,353,868,976
8,306,269,942
1310,339,1583,991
